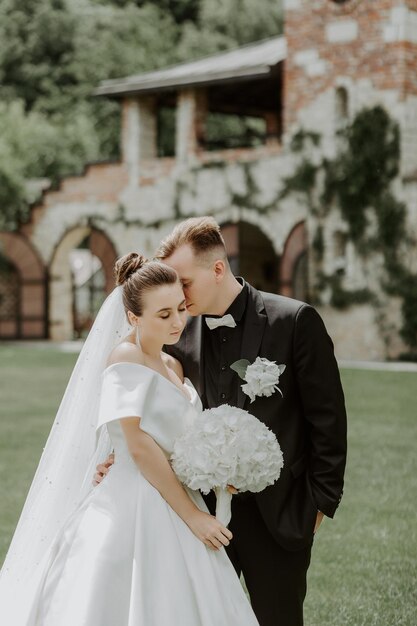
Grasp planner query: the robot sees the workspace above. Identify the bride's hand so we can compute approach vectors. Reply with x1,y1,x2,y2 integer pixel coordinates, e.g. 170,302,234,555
92,453,115,486
227,484,238,494
187,510,233,551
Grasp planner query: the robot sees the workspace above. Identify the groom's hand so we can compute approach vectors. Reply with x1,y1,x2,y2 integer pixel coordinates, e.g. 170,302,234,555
92,453,115,486
314,510,325,533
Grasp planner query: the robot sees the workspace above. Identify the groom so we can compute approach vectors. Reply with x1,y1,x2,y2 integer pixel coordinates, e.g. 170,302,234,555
96,216,347,626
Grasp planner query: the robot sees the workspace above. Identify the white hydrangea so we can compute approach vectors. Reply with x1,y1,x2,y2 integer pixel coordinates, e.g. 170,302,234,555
171,404,284,525
241,357,286,403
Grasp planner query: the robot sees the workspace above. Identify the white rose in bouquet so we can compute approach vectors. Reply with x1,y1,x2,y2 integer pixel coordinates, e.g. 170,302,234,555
171,404,284,526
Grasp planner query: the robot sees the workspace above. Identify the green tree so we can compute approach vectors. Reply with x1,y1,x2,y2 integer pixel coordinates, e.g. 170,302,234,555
0,0,283,229
0,100,99,228
176,0,283,58
0,0,80,111
89,0,201,24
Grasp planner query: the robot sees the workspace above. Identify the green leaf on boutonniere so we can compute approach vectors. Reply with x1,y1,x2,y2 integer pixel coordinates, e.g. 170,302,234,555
230,359,251,380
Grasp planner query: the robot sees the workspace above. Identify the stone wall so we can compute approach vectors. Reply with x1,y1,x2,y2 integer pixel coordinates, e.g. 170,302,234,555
16,136,403,358
25,147,304,254
284,0,417,174
1,0,416,356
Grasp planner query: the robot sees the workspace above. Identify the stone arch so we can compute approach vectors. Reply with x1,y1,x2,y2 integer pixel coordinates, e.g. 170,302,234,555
49,227,118,341
0,232,47,338
220,220,280,293
280,221,308,300
89,229,119,293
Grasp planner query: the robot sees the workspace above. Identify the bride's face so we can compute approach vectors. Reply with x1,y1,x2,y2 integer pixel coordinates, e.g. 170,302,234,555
138,281,188,345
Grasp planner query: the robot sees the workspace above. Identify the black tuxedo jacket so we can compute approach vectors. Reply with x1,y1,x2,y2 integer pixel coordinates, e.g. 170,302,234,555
166,282,347,551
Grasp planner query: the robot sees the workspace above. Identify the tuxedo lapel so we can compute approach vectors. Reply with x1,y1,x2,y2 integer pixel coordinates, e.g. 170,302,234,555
184,315,204,397
237,284,267,409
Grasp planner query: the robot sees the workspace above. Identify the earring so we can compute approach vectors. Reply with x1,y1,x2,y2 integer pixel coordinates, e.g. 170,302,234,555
135,325,140,346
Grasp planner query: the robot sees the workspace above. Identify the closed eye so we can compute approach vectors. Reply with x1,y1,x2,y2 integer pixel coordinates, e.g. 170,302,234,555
160,304,187,319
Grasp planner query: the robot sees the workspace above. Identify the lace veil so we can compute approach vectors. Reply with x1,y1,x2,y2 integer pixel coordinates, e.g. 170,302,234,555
0,286,130,621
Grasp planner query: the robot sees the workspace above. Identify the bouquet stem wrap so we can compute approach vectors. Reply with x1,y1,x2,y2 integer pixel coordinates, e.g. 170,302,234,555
214,487,233,526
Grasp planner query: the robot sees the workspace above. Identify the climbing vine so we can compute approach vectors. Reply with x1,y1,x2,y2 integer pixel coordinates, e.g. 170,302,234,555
281,105,417,356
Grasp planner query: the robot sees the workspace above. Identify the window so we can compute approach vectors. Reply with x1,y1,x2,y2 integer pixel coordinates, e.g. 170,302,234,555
157,107,176,157
0,255,19,316
0,254,20,337
335,87,349,123
332,231,347,275
204,113,266,151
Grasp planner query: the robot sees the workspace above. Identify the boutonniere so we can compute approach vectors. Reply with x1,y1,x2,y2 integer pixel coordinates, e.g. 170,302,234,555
230,357,286,403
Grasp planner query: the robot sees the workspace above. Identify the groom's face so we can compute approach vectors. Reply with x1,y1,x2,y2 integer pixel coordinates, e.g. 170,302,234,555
163,244,219,316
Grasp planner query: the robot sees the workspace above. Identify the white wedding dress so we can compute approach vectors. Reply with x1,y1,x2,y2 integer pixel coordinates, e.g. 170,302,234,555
27,362,259,626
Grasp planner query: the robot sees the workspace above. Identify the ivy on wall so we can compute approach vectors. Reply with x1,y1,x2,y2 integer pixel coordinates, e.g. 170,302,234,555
281,106,417,355
112,155,284,234
86,105,417,355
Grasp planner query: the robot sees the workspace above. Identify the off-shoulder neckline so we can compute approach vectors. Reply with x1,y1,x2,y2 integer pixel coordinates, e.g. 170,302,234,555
103,361,193,403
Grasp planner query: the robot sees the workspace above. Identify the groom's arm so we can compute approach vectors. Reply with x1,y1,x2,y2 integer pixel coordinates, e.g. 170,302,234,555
93,453,114,486
293,304,347,518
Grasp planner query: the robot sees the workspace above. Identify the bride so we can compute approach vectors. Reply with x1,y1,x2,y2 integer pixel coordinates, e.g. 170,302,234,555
0,253,259,626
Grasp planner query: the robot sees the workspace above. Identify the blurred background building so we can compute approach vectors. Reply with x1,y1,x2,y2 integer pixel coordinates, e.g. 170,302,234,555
0,0,416,359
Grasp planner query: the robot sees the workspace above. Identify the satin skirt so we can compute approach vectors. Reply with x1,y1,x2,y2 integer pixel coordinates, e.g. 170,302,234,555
32,455,259,626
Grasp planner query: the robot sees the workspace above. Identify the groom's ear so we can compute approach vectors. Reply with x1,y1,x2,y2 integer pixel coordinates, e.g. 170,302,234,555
213,259,227,282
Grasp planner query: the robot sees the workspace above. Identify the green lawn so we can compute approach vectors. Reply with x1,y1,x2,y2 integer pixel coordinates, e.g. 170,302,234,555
0,345,416,624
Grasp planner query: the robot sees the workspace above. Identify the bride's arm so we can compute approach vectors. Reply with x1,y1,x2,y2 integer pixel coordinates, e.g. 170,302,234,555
120,416,233,551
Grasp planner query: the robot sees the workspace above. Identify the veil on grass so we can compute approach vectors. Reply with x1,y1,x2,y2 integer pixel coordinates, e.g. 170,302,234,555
0,286,130,623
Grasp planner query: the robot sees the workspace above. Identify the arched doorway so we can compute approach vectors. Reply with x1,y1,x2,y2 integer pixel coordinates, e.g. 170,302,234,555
0,232,46,339
220,221,279,293
280,221,308,301
49,227,117,341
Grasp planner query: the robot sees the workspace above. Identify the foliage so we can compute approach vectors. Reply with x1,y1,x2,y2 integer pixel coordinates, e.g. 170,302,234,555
91,0,201,24
316,273,373,310
289,129,321,153
176,0,283,58
281,159,318,197
0,0,79,111
281,106,417,352
0,0,283,229
205,113,266,150
0,169,27,230
312,225,324,260
0,100,99,228
323,107,401,241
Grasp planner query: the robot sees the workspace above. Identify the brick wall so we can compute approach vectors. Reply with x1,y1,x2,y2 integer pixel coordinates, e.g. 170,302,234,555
21,163,128,241
284,0,417,130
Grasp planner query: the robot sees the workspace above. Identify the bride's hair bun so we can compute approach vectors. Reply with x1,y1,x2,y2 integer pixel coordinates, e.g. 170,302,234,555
114,253,147,286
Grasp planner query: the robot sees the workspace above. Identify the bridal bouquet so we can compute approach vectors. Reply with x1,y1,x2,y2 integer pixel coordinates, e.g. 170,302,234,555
171,405,284,526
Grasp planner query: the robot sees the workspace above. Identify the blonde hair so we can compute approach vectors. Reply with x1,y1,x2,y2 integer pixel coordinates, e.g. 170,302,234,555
155,217,227,267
